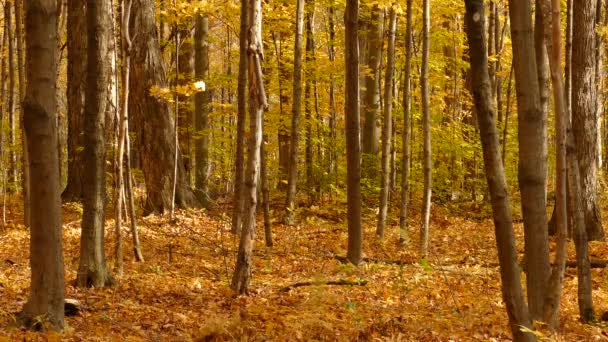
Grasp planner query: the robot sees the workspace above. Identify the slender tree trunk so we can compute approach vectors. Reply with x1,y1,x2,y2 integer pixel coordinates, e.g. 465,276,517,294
77,0,113,287
361,4,383,179
130,0,198,214
19,0,65,329
420,0,431,259
5,3,16,188
194,14,210,205
304,0,315,203
231,0,266,294
63,0,86,202
285,0,304,225
344,0,362,265
327,3,338,193
14,0,28,227
464,2,534,340
399,0,413,246
377,6,396,239
509,0,550,321
231,0,248,234
572,0,604,242
261,121,272,247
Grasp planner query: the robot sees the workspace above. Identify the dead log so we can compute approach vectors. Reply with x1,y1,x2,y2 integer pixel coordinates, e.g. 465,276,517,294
280,279,368,292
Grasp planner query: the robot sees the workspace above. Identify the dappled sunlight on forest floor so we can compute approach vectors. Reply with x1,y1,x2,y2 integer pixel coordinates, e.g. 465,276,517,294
1,197,608,341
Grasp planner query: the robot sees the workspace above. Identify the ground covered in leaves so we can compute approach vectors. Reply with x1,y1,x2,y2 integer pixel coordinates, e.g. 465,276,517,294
2,197,608,341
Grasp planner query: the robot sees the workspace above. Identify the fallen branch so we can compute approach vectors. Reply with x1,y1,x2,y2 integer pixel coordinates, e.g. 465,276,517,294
280,279,368,292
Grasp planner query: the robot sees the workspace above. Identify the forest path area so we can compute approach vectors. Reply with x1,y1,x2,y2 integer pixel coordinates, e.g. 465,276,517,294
1,198,608,341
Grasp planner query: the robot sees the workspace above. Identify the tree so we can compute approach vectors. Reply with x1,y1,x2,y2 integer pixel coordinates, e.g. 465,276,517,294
572,0,604,242
508,0,550,320
76,0,114,287
399,0,413,246
420,0,431,259
19,0,65,329
5,1,16,188
130,0,198,213
344,0,362,265
231,0,248,234
377,5,397,239
284,0,305,226
64,0,87,202
194,13,211,205
231,0,266,294
14,0,29,227
463,1,534,340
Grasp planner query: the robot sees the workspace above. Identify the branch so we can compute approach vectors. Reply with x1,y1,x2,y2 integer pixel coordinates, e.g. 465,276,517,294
280,279,368,292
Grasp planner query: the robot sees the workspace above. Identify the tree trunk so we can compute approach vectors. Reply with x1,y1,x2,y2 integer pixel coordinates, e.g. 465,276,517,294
15,0,29,227
261,121,272,248
344,0,362,265
508,0,550,321
304,0,315,203
77,0,113,288
361,4,383,179
285,0,304,225
399,0,413,246
129,0,198,214
231,0,266,294
420,0,431,259
464,1,534,340
5,2,16,188
63,0,86,202
194,13,210,205
572,0,604,241
594,1,603,170
19,0,65,329
231,0,248,234
376,6,396,239
327,3,338,193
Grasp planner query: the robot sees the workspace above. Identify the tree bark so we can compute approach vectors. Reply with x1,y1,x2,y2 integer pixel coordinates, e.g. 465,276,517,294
63,0,86,202
344,0,362,265
508,0,550,321
5,2,16,188
19,0,65,329
14,0,29,227
377,6,396,239
194,13,210,205
231,0,248,234
77,0,113,288
464,1,534,340
399,0,413,246
284,0,305,225
231,0,266,294
572,0,604,241
420,0,432,259
129,0,198,214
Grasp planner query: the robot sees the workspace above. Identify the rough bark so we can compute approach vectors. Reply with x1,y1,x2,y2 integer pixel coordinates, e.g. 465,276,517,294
508,0,550,321
15,0,29,227
129,0,198,214
399,0,413,246
77,0,113,288
377,6,396,239
284,0,304,225
63,0,86,202
194,14,210,205
231,0,248,234
420,0,431,259
464,1,535,340
231,0,266,294
344,0,362,265
572,0,604,241
19,0,65,329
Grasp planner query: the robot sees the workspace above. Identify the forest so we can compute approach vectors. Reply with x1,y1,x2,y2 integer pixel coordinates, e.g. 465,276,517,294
2,0,608,340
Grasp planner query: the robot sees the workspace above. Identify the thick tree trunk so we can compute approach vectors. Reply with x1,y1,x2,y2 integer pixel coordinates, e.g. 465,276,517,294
19,0,65,329
399,0,413,246
508,0,550,321
376,6,396,239
63,0,86,202
194,14,210,205
361,5,383,179
231,0,266,294
572,0,604,242
284,0,304,225
344,0,362,265
231,0,248,234
420,0,431,259
77,0,113,288
129,0,198,214
464,2,534,340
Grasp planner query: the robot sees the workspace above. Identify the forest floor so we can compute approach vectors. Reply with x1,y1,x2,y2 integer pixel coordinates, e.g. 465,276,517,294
1,196,608,341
